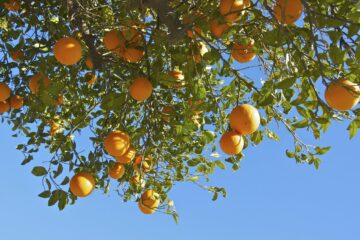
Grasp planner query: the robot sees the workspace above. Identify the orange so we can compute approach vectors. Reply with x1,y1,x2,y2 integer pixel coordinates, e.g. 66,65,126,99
133,155,153,173
219,0,250,23
139,190,160,214
168,70,185,89
325,79,360,111
115,146,136,164
0,82,11,101
231,42,256,63
0,101,10,114
193,42,208,63
108,163,125,179
9,95,23,109
104,130,130,157
4,0,20,12
70,172,95,197
29,73,50,94
54,37,82,65
230,104,260,135
274,0,303,25
121,48,144,63
10,50,24,62
85,72,97,85
129,77,153,101
103,30,124,52
210,19,229,38
85,56,94,69
220,131,244,155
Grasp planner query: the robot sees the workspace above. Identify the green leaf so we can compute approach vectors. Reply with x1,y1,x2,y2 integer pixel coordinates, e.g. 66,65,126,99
347,120,359,139
215,160,226,170
38,191,51,198
315,146,331,155
31,167,48,177
292,119,309,128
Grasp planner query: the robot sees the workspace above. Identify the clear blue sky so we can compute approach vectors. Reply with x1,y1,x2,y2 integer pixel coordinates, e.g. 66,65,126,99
1,116,359,239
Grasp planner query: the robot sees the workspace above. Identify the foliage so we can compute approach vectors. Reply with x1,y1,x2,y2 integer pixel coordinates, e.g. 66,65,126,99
0,0,360,219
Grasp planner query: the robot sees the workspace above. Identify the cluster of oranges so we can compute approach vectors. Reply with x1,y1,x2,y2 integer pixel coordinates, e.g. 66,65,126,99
220,104,260,155
0,83,24,113
69,130,159,214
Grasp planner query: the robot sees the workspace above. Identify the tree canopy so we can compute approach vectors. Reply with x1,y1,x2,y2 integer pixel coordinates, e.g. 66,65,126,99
0,0,360,220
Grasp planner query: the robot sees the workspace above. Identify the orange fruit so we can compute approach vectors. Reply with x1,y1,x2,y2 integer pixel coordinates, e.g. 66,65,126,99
129,77,153,101
0,101,10,114
108,163,125,179
54,37,82,65
193,42,208,63
230,104,260,135
168,70,185,89
70,172,95,197
274,0,303,25
210,19,229,38
325,79,360,111
85,72,97,85
220,131,244,155
29,73,50,94
0,82,11,101
85,56,94,69
219,0,250,23
231,42,256,63
115,146,136,164
103,30,125,52
121,48,144,63
4,0,20,12
139,190,160,214
9,95,23,109
104,130,130,157
10,50,24,62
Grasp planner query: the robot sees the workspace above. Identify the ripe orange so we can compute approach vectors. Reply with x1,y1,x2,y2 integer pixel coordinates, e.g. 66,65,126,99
325,79,360,111
4,0,20,12
70,172,95,198
54,37,82,65
219,0,250,23
168,70,185,89
231,42,256,63
115,146,136,164
210,19,229,39
121,48,144,63
220,131,244,155
193,42,208,63
138,190,160,214
85,72,97,85
274,0,303,25
0,82,11,101
130,175,144,186
129,77,153,101
0,101,10,114
29,73,50,94
10,50,24,62
9,95,23,109
85,56,94,69
230,104,260,135
104,130,130,157
103,30,124,52
108,163,125,179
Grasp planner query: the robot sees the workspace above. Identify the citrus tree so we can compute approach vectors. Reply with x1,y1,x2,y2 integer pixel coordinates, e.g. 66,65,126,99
1,0,359,220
